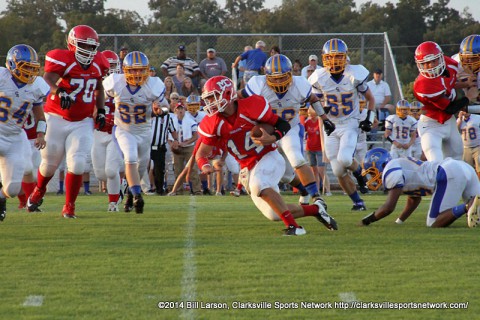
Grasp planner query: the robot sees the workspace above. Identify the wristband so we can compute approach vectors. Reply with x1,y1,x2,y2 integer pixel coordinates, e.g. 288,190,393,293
36,120,47,134
273,129,283,141
467,105,480,114
368,110,375,123
387,137,393,143
311,100,325,116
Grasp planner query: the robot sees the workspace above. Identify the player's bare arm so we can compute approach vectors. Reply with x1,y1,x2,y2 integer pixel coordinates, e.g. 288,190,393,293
360,188,403,226
32,104,47,150
195,142,214,174
43,72,62,93
396,196,422,222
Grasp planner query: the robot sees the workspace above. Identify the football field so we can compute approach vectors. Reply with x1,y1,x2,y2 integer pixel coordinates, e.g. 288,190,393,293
0,192,477,319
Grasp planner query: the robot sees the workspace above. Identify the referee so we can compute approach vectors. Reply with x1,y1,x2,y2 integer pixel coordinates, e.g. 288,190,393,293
151,108,178,195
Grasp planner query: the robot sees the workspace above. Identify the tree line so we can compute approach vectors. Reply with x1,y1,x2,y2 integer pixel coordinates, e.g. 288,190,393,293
1,0,479,90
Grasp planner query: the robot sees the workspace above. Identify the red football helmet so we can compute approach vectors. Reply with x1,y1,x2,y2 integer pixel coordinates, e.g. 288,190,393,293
201,76,237,116
67,25,100,66
414,41,445,79
102,50,120,74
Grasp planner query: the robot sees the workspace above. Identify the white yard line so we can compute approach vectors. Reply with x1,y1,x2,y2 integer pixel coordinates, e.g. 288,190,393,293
339,292,358,302
180,196,197,319
22,295,44,307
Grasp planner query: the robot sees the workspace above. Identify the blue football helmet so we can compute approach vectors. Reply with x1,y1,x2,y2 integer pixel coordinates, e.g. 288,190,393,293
265,54,293,94
396,99,410,118
409,101,423,120
459,34,480,74
362,148,391,191
186,95,201,113
123,51,149,86
6,44,40,84
322,38,348,74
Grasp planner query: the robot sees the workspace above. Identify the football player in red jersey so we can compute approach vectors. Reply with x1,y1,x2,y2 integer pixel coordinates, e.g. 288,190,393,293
27,25,110,218
195,76,337,236
413,41,470,161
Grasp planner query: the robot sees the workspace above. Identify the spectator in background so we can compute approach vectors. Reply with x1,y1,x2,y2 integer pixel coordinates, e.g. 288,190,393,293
304,107,327,196
237,45,253,89
180,77,199,97
161,45,200,88
292,59,303,76
118,47,128,71
172,63,186,92
169,102,202,195
270,45,281,56
169,92,180,110
232,40,268,85
199,48,227,88
301,54,321,78
367,68,394,126
163,76,177,103
149,66,157,77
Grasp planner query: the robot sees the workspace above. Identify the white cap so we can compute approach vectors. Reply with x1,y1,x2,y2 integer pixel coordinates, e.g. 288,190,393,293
309,54,318,61
255,40,266,48
207,48,216,53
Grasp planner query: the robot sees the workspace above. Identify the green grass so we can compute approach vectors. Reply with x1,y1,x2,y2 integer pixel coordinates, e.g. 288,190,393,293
0,192,477,319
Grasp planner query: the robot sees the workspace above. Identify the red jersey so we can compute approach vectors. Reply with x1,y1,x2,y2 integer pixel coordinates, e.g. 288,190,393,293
413,56,459,124
192,135,226,161
44,49,109,121
23,112,37,140
95,96,115,134
198,95,279,170
304,117,322,151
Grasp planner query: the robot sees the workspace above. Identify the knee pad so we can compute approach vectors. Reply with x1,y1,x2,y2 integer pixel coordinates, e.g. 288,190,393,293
330,159,347,177
3,182,22,198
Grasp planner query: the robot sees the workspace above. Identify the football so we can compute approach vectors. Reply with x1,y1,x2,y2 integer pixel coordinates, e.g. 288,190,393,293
250,123,275,138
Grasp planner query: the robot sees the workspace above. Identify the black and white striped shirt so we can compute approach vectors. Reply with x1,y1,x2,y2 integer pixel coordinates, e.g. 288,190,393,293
151,113,176,148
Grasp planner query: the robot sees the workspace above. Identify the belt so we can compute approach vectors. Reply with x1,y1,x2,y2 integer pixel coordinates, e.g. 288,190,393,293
245,70,259,72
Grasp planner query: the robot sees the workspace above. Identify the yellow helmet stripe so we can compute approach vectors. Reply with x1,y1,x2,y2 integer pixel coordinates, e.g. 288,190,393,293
463,35,474,53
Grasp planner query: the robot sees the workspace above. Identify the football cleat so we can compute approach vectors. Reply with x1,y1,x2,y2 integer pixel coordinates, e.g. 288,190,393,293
314,199,337,230
124,193,133,212
359,186,371,194
108,202,119,212
230,190,241,197
352,201,366,211
314,196,328,210
299,194,311,205
0,198,6,221
27,187,45,212
84,191,92,195
467,195,480,228
283,225,307,236
133,194,144,214
62,203,76,219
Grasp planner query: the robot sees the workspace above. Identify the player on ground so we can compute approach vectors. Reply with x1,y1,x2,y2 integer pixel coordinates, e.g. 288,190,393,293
27,25,109,218
196,76,337,236
0,44,48,221
104,51,169,214
360,157,480,228
91,50,124,212
238,54,335,204
308,38,376,211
